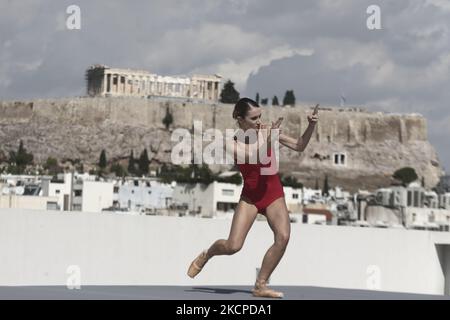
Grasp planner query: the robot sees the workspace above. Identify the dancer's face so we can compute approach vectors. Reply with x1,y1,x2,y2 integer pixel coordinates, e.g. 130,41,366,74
238,106,262,131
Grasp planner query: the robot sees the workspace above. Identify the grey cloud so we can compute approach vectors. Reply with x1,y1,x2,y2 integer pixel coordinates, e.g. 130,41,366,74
0,0,449,172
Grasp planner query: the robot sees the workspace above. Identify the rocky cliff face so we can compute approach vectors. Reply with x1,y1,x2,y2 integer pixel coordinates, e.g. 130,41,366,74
0,97,443,191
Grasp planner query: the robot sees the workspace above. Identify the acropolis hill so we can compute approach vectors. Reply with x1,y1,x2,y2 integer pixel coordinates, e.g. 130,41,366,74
0,97,443,192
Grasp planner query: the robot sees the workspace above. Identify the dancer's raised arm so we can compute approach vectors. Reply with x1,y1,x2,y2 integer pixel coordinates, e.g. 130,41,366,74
278,104,319,152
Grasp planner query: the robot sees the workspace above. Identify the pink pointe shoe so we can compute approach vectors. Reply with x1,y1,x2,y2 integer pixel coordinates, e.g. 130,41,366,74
187,250,209,278
252,279,284,298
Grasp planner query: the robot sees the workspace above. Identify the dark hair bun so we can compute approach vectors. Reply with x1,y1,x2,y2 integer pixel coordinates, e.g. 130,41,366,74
232,97,260,119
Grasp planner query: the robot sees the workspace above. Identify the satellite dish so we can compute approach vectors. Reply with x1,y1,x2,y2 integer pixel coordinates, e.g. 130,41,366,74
15,186,24,195
2,187,10,195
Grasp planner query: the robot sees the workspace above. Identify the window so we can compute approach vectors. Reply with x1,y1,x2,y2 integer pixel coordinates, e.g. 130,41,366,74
216,202,237,211
333,152,346,166
113,186,119,193
429,212,435,223
293,193,298,199
47,202,58,210
74,190,82,197
55,190,60,194
222,189,234,196
148,191,152,194
413,190,419,207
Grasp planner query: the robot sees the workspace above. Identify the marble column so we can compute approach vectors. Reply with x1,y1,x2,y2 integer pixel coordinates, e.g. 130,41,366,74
102,72,107,95
109,73,113,94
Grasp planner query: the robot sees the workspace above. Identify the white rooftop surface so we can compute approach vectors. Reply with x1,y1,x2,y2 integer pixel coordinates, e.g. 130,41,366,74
1,208,450,298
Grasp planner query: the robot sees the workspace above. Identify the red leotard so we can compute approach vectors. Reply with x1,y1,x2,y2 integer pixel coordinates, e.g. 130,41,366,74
236,146,285,214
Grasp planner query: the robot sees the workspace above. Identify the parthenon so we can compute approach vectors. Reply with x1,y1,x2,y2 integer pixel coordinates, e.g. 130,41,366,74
85,64,222,101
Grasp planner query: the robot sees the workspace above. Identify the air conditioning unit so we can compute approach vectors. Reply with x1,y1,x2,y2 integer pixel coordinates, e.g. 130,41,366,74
440,193,450,209
375,189,391,207
391,188,407,208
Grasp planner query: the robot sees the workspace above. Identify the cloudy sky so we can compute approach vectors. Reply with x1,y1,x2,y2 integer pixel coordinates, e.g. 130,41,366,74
1,0,449,172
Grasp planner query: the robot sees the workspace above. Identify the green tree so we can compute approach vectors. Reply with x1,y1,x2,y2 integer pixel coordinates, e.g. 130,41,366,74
323,174,330,196
255,93,260,104
43,157,62,176
433,175,450,194
197,164,214,184
215,173,242,185
158,163,167,177
0,150,7,164
272,96,279,106
158,163,215,185
6,165,21,175
220,80,240,103
98,149,107,170
8,140,34,174
128,150,136,176
111,163,126,177
281,175,303,188
162,106,173,130
261,98,268,105
75,163,84,173
139,149,150,175
45,157,57,168
282,90,296,106
393,167,418,186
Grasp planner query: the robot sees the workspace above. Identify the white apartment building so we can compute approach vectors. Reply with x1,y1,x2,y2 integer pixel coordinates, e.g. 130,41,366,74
173,181,304,218
173,181,242,217
115,179,174,212
72,179,114,213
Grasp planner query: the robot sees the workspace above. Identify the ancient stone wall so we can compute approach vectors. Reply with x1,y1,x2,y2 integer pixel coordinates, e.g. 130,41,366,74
0,97,443,191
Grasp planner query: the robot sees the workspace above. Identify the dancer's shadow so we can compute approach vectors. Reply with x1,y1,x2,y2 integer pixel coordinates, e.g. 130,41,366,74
185,287,252,296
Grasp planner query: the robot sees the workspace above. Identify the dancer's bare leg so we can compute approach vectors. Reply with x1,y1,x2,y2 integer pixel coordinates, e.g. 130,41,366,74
187,197,258,278
253,197,290,297
206,197,259,258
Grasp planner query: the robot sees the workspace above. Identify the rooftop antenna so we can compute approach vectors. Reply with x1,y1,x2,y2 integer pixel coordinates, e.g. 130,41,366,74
340,91,346,107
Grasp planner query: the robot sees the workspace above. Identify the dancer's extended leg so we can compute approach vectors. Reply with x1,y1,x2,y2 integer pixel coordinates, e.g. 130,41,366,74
187,198,258,278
